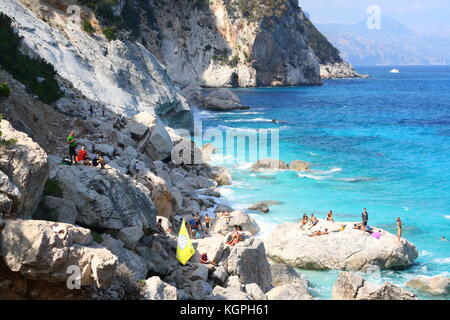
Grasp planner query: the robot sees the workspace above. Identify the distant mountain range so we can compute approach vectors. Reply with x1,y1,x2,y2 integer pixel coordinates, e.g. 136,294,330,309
316,16,450,66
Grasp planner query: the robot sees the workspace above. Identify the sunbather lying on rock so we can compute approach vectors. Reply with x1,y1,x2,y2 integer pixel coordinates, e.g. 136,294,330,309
309,229,329,237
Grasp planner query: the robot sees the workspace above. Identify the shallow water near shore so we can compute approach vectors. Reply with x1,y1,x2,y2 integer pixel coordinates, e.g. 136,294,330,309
199,66,450,300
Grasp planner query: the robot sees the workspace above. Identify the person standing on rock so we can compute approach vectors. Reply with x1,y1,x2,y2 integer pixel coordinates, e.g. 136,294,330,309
204,214,211,235
66,130,78,165
327,210,334,223
300,214,309,229
362,208,369,227
396,217,403,241
89,105,94,117
195,213,203,232
134,160,141,179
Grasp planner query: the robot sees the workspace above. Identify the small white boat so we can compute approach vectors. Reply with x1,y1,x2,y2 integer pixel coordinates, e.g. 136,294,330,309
390,68,400,74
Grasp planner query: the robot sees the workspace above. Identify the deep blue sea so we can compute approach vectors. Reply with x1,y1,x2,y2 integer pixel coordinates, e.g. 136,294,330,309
198,66,450,300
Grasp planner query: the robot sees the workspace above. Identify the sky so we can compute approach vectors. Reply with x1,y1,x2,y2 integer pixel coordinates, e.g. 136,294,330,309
299,0,450,32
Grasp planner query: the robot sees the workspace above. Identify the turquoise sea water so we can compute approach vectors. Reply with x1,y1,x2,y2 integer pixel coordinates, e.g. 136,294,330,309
198,66,450,300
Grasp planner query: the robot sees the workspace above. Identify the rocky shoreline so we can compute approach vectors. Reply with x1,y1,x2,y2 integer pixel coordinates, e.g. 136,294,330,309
0,0,446,301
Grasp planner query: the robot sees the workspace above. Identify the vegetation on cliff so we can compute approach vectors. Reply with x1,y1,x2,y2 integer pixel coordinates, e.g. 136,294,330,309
78,0,157,40
0,13,62,103
302,16,343,64
0,82,10,98
227,0,289,21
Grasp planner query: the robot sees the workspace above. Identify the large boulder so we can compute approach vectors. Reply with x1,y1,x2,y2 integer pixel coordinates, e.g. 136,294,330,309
202,96,249,112
0,219,117,288
0,119,48,218
212,210,260,235
270,263,310,288
245,283,267,300
209,166,232,186
209,285,252,300
223,237,272,292
143,124,174,161
192,234,226,264
248,202,270,213
206,89,241,104
0,170,21,218
40,196,78,224
117,226,144,250
135,245,173,277
50,165,156,231
264,221,418,271
251,159,289,171
101,235,147,280
128,111,156,141
127,121,149,141
132,111,157,128
143,276,177,300
266,283,313,300
141,171,178,219
405,275,450,296
190,279,213,300
214,203,234,214
289,160,310,172
332,272,417,300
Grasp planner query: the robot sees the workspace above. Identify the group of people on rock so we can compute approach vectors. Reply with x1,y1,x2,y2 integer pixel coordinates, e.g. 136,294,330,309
300,208,404,241
65,130,106,169
187,213,212,239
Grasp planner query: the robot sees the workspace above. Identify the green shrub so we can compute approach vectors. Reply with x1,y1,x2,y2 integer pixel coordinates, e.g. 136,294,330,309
0,82,10,98
0,13,63,104
233,0,288,21
102,26,117,41
228,55,240,68
82,20,95,33
92,232,104,243
43,179,64,198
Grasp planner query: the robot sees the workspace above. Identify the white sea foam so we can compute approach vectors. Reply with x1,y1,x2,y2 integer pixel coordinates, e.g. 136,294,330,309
236,162,253,170
444,215,450,219
310,167,342,175
297,167,342,181
250,215,278,238
420,250,433,257
432,257,450,264
218,111,263,115
298,173,328,181
224,118,274,123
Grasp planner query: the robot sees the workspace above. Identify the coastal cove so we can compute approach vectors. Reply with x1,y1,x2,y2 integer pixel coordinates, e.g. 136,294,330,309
199,66,450,300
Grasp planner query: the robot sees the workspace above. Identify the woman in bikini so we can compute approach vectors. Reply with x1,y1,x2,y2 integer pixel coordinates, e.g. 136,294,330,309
326,210,334,223
300,214,309,228
396,217,402,241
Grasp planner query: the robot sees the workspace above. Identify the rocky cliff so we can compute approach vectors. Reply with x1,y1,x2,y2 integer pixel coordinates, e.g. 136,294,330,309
104,0,321,87
1,0,192,129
